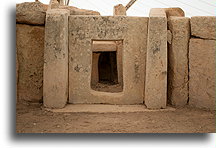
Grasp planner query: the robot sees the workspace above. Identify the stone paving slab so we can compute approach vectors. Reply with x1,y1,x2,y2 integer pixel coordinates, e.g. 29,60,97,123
45,104,176,113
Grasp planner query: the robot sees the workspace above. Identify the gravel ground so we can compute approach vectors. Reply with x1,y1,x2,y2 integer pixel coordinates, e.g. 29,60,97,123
16,102,215,133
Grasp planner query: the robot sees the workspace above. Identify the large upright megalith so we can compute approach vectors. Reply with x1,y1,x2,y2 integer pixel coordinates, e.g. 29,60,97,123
145,8,167,109
43,9,70,108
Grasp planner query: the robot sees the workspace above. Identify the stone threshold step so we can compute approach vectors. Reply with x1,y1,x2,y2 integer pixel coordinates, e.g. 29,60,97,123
45,104,175,113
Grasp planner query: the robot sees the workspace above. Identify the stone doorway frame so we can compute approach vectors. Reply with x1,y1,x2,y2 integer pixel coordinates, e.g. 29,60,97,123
91,40,123,92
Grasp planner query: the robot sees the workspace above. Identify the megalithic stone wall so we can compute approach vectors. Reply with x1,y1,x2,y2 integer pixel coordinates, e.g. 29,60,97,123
43,9,70,108
145,8,167,109
15,2,216,110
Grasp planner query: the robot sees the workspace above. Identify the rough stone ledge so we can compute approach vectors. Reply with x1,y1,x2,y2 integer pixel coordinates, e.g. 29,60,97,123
16,2,47,25
16,1,100,25
16,22,45,26
190,36,216,41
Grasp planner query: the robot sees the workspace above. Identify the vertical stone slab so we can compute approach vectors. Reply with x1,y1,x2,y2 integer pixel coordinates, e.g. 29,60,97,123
189,39,215,110
145,8,167,109
43,9,69,108
167,17,190,106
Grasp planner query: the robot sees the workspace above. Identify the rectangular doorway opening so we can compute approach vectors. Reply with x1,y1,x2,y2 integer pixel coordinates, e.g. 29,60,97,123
91,40,123,93
98,51,118,84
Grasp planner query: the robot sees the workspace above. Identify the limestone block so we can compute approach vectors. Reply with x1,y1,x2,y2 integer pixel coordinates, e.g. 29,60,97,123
113,4,126,16
167,17,190,106
43,9,70,108
69,16,148,104
92,41,117,52
164,8,185,18
191,16,216,40
16,2,47,25
189,39,215,110
145,8,167,109
16,24,44,102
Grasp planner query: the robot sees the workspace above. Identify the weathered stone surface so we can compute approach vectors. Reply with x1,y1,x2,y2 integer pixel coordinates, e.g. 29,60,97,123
167,17,190,106
113,4,126,16
189,39,215,110
49,0,100,15
191,16,216,40
16,24,44,102
164,8,185,18
69,16,148,104
43,9,70,108
16,2,47,25
59,6,100,15
145,8,167,109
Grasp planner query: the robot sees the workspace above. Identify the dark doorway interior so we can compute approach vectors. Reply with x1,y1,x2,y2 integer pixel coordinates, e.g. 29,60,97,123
98,51,118,85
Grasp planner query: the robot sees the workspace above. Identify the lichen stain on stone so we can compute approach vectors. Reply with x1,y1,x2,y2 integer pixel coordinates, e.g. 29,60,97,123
134,62,140,83
74,64,81,72
153,47,160,54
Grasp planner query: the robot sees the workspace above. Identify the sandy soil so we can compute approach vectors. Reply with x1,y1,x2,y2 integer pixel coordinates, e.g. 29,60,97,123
16,102,215,133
